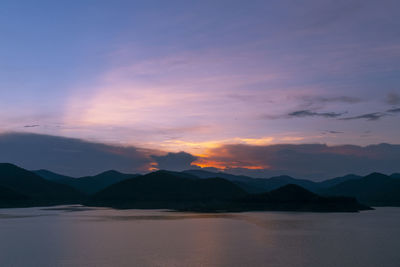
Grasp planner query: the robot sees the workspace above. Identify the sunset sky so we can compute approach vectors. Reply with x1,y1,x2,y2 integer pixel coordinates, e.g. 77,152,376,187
1,0,400,179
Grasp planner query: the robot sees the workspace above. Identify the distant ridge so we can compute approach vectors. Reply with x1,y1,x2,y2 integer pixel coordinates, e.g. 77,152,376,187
0,185,29,207
34,169,139,194
0,163,83,207
0,163,398,210
88,171,369,212
183,170,362,193
323,172,400,206
89,170,247,209
238,184,370,212
391,173,400,179
318,174,362,188
183,170,321,193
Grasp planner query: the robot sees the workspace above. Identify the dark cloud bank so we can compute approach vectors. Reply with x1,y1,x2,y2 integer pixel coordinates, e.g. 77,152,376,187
151,152,197,171
0,133,153,177
0,133,399,180
207,143,400,180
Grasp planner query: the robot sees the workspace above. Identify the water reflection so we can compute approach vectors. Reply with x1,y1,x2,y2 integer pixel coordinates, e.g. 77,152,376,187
0,206,399,267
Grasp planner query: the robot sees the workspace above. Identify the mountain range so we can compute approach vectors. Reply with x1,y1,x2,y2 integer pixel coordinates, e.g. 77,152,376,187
322,172,400,206
34,169,139,194
0,163,83,207
0,162,399,210
86,170,368,212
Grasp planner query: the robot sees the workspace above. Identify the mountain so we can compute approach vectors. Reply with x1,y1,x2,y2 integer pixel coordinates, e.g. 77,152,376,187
183,170,269,193
88,171,369,212
0,185,30,208
239,184,370,212
261,175,320,192
231,175,321,194
0,164,371,212
183,170,254,182
269,183,320,201
318,174,362,188
34,169,74,183
89,170,247,209
34,169,139,194
0,163,83,206
183,170,370,194
34,168,400,207
391,173,400,179
183,170,320,193
323,173,400,206
0,185,27,199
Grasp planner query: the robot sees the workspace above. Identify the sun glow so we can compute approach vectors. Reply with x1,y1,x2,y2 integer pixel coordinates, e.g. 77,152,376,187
191,157,269,170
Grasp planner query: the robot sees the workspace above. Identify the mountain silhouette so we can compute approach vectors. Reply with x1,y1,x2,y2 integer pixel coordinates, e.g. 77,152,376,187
34,169,74,182
323,172,400,206
0,163,397,211
182,170,364,193
237,184,370,212
269,184,319,201
34,169,138,194
0,163,83,206
89,170,247,209
0,185,29,207
183,170,320,193
318,174,362,188
391,173,400,179
88,171,369,212
260,175,320,192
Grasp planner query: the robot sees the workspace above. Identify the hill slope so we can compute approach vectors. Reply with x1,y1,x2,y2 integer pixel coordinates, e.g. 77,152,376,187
323,173,400,206
34,169,139,194
89,171,369,212
0,163,83,206
90,170,247,209
183,170,321,193
238,184,370,212
318,174,362,188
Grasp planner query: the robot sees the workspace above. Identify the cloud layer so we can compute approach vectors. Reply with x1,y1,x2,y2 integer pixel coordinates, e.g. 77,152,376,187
194,143,400,180
0,133,154,176
1,132,399,181
151,152,198,172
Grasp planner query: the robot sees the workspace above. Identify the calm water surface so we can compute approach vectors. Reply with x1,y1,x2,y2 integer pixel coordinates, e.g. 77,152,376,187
0,206,399,267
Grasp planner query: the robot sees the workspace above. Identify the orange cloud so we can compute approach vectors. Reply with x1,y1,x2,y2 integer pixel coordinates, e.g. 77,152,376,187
192,153,270,171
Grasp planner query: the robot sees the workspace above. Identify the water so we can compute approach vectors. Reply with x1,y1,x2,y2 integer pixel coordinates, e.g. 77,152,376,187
0,206,399,267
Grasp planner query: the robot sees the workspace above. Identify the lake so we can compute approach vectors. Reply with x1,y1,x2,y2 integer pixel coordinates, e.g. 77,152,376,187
0,206,399,267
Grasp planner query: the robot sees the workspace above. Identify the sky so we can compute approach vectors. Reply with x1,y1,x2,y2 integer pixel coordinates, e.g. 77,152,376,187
1,0,400,179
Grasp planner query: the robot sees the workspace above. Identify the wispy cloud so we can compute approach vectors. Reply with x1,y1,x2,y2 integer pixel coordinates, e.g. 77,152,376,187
262,109,346,120
340,107,400,121
301,95,362,106
385,92,400,105
288,110,345,118
340,112,387,121
322,130,344,134
23,125,40,128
